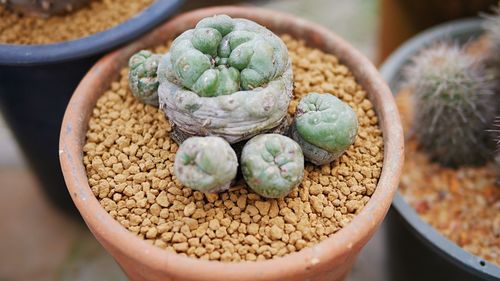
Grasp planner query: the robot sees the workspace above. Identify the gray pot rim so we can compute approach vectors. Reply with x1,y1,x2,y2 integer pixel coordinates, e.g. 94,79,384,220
0,0,184,66
380,17,500,281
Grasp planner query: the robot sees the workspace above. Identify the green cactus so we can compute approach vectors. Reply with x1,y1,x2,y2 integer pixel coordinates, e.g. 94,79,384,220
174,136,238,193
291,93,358,165
156,14,293,144
1,0,90,16
241,134,304,198
405,42,497,167
128,50,161,106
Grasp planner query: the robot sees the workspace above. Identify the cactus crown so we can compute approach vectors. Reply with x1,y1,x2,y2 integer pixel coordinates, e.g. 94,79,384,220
168,14,289,97
405,42,497,167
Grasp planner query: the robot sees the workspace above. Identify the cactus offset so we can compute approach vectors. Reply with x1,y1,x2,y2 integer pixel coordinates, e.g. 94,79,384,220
174,136,238,193
291,93,358,165
241,134,304,198
128,50,161,106
1,0,90,16
405,42,497,167
156,14,293,144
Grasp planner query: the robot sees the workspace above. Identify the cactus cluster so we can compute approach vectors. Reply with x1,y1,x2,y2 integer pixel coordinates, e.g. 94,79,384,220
158,15,292,144
291,93,358,165
129,14,293,145
404,42,497,167
132,15,358,198
1,0,90,17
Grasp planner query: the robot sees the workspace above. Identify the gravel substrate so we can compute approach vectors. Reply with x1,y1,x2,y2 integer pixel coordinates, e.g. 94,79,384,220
0,0,154,44
83,35,384,262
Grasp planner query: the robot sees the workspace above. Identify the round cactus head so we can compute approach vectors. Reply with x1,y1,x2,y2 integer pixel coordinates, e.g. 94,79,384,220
404,42,497,167
158,14,293,144
2,0,90,16
241,134,304,198
128,50,161,106
292,92,358,165
168,14,290,97
174,136,238,193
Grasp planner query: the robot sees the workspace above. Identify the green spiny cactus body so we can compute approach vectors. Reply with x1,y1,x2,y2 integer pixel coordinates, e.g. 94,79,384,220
157,14,293,144
291,93,358,165
2,0,90,16
405,42,497,167
241,134,304,198
128,50,161,106
174,136,238,193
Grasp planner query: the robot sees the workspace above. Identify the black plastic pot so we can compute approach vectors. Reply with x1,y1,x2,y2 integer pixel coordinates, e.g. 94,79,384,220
380,18,500,281
0,0,183,214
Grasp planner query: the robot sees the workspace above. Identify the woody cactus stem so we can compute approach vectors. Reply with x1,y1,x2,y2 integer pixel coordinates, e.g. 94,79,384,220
291,93,358,165
158,14,293,144
174,136,238,193
241,134,304,198
1,0,90,16
405,42,497,167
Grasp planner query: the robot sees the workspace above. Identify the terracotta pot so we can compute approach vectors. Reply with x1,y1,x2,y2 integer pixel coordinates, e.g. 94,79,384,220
59,6,404,281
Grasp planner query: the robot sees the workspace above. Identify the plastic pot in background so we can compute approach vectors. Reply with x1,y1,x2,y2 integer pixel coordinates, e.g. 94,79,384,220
376,0,496,63
60,6,404,281
380,18,500,281
0,0,183,214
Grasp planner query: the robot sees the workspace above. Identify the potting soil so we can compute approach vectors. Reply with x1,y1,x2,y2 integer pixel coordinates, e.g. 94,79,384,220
0,0,154,44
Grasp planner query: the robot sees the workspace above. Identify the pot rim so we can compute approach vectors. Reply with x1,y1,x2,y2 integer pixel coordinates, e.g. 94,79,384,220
0,0,183,66
60,6,404,280
380,17,500,281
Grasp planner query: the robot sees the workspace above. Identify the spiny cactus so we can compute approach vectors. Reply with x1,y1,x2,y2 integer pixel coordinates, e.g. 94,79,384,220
1,0,90,17
405,42,497,167
128,50,161,106
174,136,238,193
241,134,304,198
156,14,293,144
291,93,358,165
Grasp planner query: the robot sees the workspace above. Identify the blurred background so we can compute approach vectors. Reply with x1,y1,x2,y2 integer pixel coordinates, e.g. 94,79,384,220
0,0,496,280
